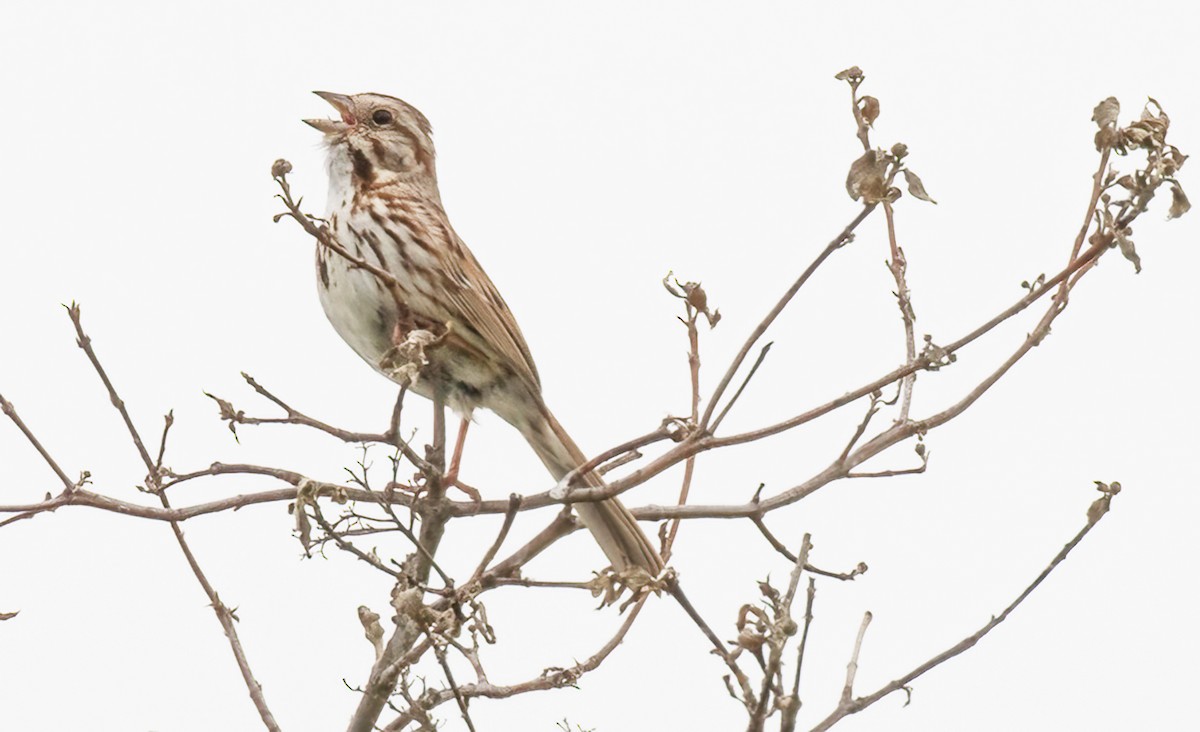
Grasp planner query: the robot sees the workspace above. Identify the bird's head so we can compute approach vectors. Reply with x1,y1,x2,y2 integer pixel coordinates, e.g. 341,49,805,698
305,91,436,185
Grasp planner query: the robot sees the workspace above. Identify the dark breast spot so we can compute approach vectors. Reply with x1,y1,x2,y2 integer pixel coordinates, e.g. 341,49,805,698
317,251,330,287
351,148,375,183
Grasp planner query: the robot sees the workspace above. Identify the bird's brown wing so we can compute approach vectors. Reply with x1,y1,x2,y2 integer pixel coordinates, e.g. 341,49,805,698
394,197,542,392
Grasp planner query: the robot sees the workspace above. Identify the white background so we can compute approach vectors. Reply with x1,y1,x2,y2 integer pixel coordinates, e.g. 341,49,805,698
2,2,1198,731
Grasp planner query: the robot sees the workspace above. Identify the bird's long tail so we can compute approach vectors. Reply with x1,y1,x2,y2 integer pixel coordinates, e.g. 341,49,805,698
519,404,729,656
518,405,664,575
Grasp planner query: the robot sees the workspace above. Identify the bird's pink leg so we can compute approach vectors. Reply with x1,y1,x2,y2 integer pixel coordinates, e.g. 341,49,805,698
444,418,481,506
445,418,469,483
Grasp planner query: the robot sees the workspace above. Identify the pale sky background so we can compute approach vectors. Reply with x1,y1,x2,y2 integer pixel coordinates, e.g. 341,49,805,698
2,2,1198,731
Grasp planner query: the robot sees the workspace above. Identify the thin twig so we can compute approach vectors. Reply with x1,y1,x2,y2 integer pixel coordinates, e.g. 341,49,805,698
750,516,867,581
66,306,281,732
882,201,917,421
1056,147,1113,307
837,389,885,465
154,411,174,473
210,373,431,475
747,534,812,732
66,304,157,477
701,206,876,431
466,494,522,585
382,595,651,731
807,485,1120,731
426,631,478,732
365,485,455,590
556,424,673,489
846,453,927,479
710,342,774,433
839,612,873,706
274,170,408,302
0,394,76,491
310,502,403,578
486,577,595,591
787,577,817,729
663,303,704,560
704,235,1109,453
845,70,872,152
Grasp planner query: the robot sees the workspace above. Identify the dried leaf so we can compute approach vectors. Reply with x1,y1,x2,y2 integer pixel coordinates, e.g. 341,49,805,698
1167,145,1189,173
0,610,18,621
358,605,385,659
1094,126,1121,152
845,149,890,203
1125,118,1168,150
859,96,880,126
379,329,440,387
1122,126,1152,148
1092,97,1120,129
835,66,864,82
1143,97,1168,125
271,158,293,178
890,142,909,159
735,627,766,653
902,169,937,204
1168,182,1191,220
661,270,684,298
1114,228,1142,273
295,505,312,551
203,392,242,441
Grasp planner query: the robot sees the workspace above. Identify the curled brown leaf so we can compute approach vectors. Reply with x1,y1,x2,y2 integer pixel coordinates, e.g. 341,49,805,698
1168,182,1191,220
859,96,880,126
846,149,890,203
903,169,937,204
1092,97,1120,129
1114,227,1142,273
835,66,864,84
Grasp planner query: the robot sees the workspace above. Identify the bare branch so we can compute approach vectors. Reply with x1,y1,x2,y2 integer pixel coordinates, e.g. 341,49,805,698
702,206,876,431
839,612,873,707
426,630,478,732
66,303,158,479
310,501,403,579
663,294,705,561
750,516,868,581
65,305,281,731
747,534,812,732
710,342,773,434
466,494,522,585
784,577,817,732
382,596,650,731
206,373,432,476
0,394,76,491
807,482,1121,731
882,201,917,421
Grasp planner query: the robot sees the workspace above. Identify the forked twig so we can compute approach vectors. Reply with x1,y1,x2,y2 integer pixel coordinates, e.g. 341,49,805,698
64,305,281,732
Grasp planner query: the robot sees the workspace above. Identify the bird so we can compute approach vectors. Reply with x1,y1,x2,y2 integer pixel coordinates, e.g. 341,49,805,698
303,91,664,577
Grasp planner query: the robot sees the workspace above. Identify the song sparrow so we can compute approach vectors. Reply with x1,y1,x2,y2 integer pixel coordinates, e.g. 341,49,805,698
304,92,663,576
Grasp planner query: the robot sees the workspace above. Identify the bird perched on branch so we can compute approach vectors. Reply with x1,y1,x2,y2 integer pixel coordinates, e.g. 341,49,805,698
304,91,663,578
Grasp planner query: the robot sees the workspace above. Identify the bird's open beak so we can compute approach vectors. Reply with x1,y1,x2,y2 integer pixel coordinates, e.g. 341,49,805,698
304,91,356,134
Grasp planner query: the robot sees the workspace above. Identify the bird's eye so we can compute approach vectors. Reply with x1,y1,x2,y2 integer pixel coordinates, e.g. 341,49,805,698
371,109,394,126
